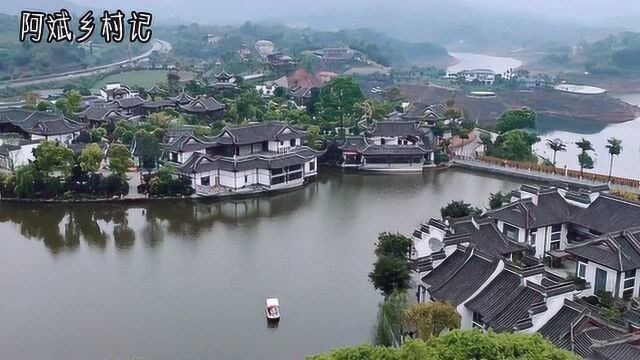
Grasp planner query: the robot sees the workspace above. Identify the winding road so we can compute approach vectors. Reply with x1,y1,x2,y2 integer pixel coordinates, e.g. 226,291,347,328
0,39,172,89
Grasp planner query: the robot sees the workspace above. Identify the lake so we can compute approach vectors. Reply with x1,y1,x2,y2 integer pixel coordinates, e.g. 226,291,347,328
446,52,640,179
533,93,640,179
447,52,523,75
0,169,521,360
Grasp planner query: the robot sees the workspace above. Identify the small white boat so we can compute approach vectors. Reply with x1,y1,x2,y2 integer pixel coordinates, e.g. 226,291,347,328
265,298,280,322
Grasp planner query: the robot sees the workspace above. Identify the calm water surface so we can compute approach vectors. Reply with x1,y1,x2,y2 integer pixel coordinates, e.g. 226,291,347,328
0,169,521,360
447,52,522,75
533,93,640,178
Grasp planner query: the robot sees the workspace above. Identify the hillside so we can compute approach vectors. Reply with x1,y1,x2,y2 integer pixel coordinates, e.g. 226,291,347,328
154,22,452,67
0,13,147,80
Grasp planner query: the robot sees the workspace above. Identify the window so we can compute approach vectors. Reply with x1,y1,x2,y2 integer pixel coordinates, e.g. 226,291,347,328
502,223,520,242
290,139,296,147
200,176,210,186
595,268,607,292
577,262,587,279
550,224,562,250
624,270,636,293
244,175,248,183
472,312,485,329
309,161,315,172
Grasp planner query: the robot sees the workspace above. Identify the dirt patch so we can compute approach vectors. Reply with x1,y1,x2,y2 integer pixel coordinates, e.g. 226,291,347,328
398,84,640,124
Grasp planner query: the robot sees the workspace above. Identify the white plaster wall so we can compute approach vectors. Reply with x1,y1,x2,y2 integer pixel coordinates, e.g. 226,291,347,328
526,292,573,333
11,144,38,168
582,261,618,297
304,158,317,177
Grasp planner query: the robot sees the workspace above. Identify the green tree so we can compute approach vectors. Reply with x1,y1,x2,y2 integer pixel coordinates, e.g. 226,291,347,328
167,72,181,95
403,302,460,341
319,76,364,133
488,191,507,209
498,130,538,162
33,141,75,177
306,125,322,149
374,232,413,260
605,137,623,180
37,100,54,112
576,138,595,177
64,90,82,114
14,163,37,198
432,121,446,138
375,291,409,346
546,138,567,171
134,130,162,171
441,200,482,219
478,130,493,155
90,127,107,142
369,256,411,297
108,144,134,178
147,112,173,129
496,107,536,134
308,330,577,360
79,143,104,174
54,98,68,114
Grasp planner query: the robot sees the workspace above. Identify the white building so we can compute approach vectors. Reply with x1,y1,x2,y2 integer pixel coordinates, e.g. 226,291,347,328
164,123,322,195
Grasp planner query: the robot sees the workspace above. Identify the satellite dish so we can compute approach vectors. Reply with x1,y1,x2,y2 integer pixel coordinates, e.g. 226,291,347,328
428,238,443,252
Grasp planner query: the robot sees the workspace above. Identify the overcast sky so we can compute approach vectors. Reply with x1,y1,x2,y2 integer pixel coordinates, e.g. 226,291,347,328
7,0,640,25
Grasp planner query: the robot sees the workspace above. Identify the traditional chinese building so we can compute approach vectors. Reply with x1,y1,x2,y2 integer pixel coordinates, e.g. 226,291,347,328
178,95,225,120
339,120,434,171
0,108,85,143
163,122,322,195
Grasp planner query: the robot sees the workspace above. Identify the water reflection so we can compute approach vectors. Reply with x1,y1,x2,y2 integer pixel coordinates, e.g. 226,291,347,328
0,183,317,254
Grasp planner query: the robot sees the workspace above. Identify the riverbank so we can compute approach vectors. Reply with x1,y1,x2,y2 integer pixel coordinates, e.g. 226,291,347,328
398,84,640,124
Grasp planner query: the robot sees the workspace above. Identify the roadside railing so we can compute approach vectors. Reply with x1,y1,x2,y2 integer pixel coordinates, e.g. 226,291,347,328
454,155,640,189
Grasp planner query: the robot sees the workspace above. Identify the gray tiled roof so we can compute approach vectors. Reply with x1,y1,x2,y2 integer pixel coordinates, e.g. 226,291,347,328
486,285,543,331
448,217,527,256
179,96,224,113
421,249,467,288
217,122,304,145
179,146,320,174
114,96,145,109
371,121,423,138
539,299,627,358
590,339,640,360
0,108,86,135
429,251,498,306
170,91,194,105
465,270,522,320
488,189,640,233
566,227,640,271
163,134,215,153
76,104,125,122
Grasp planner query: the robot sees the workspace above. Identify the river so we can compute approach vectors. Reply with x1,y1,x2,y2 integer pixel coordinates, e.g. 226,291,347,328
0,169,521,360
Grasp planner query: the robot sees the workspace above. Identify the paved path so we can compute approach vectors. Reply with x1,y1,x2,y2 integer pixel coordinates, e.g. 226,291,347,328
452,158,640,193
0,39,171,88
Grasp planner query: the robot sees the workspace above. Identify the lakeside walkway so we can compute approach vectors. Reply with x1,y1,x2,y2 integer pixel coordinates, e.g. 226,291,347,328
452,157,640,193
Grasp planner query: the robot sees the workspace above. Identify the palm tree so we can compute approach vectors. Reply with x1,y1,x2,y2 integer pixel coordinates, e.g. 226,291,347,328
575,138,595,177
546,138,567,172
605,137,623,181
